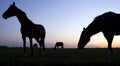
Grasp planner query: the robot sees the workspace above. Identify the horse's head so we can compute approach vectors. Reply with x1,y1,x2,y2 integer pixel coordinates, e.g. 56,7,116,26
78,27,90,49
2,2,17,19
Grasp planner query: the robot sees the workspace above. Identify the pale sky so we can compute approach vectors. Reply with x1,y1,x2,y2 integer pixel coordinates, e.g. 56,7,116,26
0,0,120,48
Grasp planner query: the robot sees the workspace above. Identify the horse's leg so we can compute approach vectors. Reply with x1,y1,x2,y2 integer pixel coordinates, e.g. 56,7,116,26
41,38,45,50
22,35,26,56
103,33,114,59
54,45,56,50
35,38,42,55
62,45,64,49
29,37,33,56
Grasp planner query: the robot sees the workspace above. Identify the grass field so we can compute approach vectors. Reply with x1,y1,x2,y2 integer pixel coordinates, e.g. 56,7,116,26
0,48,120,66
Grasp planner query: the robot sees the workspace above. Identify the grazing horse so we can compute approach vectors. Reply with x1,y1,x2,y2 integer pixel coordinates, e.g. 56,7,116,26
2,2,46,56
54,42,64,50
78,11,120,59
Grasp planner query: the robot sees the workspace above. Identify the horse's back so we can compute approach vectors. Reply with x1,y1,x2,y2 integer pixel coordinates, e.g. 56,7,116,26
97,12,120,34
87,11,120,35
32,24,46,38
56,42,63,46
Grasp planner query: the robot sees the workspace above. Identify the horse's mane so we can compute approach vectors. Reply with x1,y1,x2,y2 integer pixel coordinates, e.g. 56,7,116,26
13,5,35,25
13,5,26,15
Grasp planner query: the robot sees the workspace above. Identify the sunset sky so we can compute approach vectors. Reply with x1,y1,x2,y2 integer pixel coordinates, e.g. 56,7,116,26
0,0,120,48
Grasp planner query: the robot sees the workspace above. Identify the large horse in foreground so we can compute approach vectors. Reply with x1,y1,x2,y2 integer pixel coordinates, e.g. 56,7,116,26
2,2,46,56
78,11,120,58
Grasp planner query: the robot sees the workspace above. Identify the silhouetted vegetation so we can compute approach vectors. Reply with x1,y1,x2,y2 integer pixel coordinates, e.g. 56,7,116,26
0,46,8,49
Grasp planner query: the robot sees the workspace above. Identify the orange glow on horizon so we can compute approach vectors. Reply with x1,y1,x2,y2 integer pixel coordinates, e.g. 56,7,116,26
46,32,120,48
87,32,120,48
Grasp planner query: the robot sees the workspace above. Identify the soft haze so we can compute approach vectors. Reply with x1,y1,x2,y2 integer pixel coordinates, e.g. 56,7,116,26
0,0,120,48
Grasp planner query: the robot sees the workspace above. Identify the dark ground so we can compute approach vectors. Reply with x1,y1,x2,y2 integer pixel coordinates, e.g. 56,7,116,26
0,48,120,66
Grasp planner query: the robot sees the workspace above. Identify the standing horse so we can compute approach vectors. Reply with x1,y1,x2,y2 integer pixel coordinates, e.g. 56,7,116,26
78,11,120,59
2,2,46,56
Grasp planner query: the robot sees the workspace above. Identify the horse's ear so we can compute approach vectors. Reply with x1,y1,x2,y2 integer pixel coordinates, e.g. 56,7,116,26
13,2,15,6
83,27,86,30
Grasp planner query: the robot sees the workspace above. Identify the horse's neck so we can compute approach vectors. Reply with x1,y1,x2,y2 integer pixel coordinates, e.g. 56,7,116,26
16,11,35,27
86,25,101,37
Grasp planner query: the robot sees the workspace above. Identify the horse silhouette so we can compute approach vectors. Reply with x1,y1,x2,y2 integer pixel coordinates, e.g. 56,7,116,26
54,42,64,50
33,43,38,48
2,2,46,56
78,11,120,59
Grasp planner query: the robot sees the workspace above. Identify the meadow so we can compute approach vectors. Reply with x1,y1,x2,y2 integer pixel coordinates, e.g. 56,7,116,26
0,48,120,66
